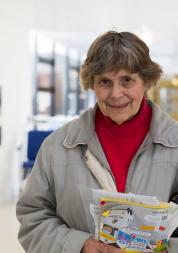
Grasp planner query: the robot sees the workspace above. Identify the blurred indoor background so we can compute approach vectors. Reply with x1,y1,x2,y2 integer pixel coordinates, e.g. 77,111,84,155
1,0,178,252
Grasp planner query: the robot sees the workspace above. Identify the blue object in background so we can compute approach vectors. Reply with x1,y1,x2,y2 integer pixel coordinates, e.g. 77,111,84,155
22,130,53,179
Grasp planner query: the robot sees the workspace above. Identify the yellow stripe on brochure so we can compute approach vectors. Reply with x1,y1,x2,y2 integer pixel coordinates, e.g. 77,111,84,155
100,197,170,209
102,210,110,217
99,231,115,241
139,225,156,231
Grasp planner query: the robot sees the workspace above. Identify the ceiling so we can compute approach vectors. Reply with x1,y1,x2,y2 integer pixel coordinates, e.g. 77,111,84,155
33,0,178,74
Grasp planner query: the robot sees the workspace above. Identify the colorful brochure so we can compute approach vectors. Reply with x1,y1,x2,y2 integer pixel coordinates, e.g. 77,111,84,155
89,189,178,252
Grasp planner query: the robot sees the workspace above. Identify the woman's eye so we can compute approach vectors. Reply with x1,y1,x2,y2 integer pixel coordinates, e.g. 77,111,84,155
123,76,131,83
99,79,111,86
121,76,133,87
124,77,131,82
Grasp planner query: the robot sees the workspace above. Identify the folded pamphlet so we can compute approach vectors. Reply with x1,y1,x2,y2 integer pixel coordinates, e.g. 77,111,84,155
88,188,178,252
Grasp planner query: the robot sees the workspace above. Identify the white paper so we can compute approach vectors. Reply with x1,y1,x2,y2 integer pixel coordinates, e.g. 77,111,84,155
89,189,178,252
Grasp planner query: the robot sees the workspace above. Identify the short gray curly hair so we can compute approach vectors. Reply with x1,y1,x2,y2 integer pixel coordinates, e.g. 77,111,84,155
80,31,162,90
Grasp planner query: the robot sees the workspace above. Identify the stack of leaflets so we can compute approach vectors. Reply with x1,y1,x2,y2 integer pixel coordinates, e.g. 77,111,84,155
88,189,178,252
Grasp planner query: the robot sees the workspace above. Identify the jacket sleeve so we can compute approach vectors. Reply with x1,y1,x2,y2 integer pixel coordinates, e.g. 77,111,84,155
16,142,92,253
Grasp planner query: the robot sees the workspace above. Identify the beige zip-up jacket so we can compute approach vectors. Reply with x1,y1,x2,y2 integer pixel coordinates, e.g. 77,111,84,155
16,101,178,253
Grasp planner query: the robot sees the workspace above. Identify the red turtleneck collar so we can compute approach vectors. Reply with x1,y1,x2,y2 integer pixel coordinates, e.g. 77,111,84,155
95,97,152,192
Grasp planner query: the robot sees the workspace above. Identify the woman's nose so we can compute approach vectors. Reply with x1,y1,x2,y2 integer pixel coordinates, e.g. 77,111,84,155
110,84,124,98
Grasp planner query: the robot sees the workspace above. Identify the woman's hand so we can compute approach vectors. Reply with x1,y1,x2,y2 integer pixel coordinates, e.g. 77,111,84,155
81,238,168,253
81,238,125,253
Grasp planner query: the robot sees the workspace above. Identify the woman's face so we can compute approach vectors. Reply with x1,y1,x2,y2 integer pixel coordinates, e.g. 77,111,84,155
94,69,146,125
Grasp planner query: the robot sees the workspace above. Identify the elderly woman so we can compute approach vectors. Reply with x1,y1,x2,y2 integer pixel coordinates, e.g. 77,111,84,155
16,31,178,253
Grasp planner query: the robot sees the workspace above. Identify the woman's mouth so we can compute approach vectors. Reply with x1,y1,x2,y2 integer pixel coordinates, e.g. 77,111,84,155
107,102,130,109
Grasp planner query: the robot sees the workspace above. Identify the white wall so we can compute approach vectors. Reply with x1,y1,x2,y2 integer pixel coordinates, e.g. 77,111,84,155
0,0,34,200
0,0,178,201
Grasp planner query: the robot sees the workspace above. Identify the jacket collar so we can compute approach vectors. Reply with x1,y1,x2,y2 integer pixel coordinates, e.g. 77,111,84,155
63,104,97,148
63,100,178,149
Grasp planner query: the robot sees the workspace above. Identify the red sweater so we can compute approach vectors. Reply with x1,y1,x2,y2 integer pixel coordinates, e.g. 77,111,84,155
95,98,152,192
